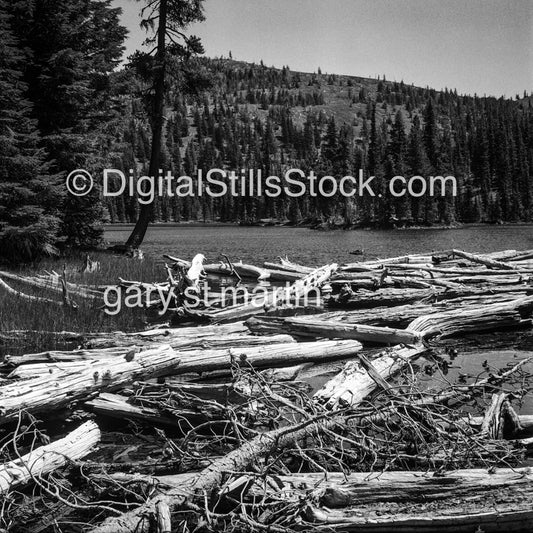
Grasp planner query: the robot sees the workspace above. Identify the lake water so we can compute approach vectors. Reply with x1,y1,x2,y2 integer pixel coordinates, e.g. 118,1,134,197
105,223,533,265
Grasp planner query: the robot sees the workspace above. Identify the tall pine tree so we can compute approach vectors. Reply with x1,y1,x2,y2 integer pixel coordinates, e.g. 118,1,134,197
0,0,61,262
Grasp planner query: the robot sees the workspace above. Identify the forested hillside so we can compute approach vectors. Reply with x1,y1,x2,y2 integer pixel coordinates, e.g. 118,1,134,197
106,57,533,229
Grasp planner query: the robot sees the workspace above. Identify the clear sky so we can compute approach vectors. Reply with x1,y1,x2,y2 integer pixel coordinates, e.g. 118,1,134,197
113,0,532,98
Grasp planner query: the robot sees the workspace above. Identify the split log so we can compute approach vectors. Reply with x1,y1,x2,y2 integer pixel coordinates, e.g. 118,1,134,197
0,421,100,494
479,393,523,439
314,344,428,409
480,393,508,439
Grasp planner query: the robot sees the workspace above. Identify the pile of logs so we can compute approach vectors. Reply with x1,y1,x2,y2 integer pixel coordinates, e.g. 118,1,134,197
1,248,533,532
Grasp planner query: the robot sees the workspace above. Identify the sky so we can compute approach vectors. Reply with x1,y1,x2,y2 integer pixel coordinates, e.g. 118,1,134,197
113,0,532,98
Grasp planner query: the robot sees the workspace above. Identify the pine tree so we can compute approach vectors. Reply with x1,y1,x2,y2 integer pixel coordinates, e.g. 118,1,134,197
0,1,61,262
9,0,127,248
125,0,208,248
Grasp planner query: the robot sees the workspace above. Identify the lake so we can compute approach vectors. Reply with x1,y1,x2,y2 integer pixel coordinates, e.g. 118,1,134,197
105,223,533,265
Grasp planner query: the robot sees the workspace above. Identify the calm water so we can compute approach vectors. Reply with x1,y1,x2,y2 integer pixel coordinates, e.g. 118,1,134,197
105,223,533,265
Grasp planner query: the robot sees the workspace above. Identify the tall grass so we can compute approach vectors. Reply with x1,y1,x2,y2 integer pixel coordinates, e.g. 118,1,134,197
0,251,166,356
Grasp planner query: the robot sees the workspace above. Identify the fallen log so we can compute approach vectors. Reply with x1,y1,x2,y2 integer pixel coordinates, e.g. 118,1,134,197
4,334,295,367
0,421,100,494
87,339,405,533
314,344,428,409
303,505,533,532
244,467,533,506
408,296,533,339
0,277,62,306
0,344,180,423
452,249,519,271
0,270,97,300
86,393,194,426
0,341,362,419
252,317,423,345
197,263,338,323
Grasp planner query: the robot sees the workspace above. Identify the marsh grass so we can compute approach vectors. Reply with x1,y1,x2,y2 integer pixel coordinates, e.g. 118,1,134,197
0,250,167,356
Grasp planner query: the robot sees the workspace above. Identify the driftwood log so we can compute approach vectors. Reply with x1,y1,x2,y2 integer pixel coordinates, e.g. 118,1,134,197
0,421,101,494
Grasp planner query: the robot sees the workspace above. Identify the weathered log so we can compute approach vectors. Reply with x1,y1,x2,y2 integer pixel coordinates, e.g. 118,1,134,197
4,334,295,367
0,341,362,418
256,317,423,345
314,344,428,409
86,393,177,426
155,500,171,533
244,467,533,506
0,344,180,423
174,340,361,375
465,414,533,431
479,393,523,440
329,285,531,310
197,263,338,323
452,249,519,271
83,322,248,349
303,505,533,532
0,270,98,299
408,296,533,339
0,421,100,494
0,277,62,306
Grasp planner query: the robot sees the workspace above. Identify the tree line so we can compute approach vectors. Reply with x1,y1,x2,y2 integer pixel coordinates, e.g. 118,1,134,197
105,58,533,230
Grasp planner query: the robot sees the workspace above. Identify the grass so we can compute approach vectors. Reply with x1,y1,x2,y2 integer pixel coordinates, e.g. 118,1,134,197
0,250,167,356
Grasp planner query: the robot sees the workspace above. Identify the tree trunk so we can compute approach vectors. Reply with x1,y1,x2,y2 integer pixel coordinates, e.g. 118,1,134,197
125,0,168,249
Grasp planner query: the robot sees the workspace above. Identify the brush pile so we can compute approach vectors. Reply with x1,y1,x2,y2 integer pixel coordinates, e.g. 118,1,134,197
1,249,533,532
